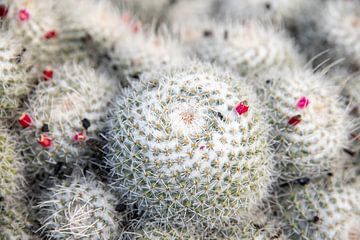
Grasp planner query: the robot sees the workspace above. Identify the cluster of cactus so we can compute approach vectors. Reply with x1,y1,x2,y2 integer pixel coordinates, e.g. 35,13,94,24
0,0,359,239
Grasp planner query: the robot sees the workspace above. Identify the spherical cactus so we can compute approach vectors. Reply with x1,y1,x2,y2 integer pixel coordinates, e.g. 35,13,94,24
19,63,119,175
0,126,34,240
256,68,351,181
187,21,303,77
318,0,360,67
0,30,34,123
37,173,122,240
105,62,273,226
8,0,89,66
276,178,360,240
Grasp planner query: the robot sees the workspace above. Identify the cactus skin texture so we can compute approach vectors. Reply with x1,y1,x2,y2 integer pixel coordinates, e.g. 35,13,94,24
19,63,119,175
189,21,302,77
125,210,286,240
256,68,351,181
9,0,89,66
106,62,273,227
319,0,360,67
0,126,34,240
0,31,34,123
276,178,360,240
37,173,122,240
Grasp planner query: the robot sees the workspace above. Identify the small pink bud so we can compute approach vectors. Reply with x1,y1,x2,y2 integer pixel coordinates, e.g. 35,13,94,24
18,9,29,21
235,101,249,115
73,132,86,142
18,113,32,128
38,134,52,148
288,115,302,126
297,96,310,109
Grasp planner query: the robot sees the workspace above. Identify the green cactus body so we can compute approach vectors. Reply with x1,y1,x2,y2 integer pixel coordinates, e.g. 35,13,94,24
106,63,273,227
277,179,360,240
19,63,119,174
0,31,34,123
189,21,302,77
256,68,351,181
37,174,121,240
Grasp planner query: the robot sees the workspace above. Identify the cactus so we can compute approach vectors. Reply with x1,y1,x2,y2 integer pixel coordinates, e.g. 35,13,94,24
19,63,119,175
0,125,34,240
275,178,360,240
188,21,302,77
256,68,351,181
318,0,360,67
37,173,122,240
105,62,273,227
0,30,34,123
8,0,89,66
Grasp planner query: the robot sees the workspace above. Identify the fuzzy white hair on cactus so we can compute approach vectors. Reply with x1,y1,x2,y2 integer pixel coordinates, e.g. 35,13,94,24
105,62,274,227
256,68,352,181
19,63,119,174
37,173,122,240
187,21,303,77
319,0,360,66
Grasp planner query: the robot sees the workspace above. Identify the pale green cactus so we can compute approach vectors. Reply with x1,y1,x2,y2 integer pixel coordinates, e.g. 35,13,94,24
19,63,119,175
256,68,351,181
106,62,274,227
37,173,122,240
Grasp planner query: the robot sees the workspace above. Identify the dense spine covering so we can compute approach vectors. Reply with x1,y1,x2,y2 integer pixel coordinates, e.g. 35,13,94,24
188,21,302,77
276,178,360,240
37,173,122,240
0,126,34,240
126,210,286,240
106,62,273,227
0,30,34,123
256,68,351,181
19,63,119,174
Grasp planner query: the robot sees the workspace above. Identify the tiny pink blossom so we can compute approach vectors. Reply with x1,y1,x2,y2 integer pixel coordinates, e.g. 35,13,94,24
297,96,310,109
